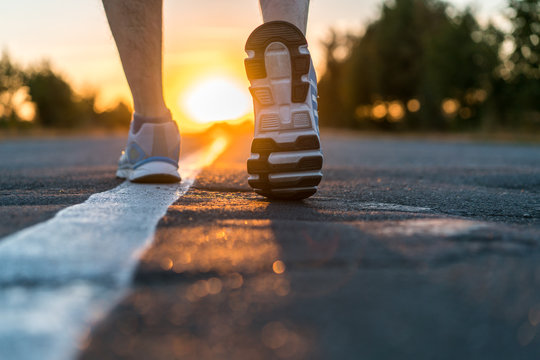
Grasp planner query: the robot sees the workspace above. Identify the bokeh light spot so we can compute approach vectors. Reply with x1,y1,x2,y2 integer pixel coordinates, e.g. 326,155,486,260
388,101,405,122
407,99,421,112
372,102,387,119
442,98,460,115
272,260,286,274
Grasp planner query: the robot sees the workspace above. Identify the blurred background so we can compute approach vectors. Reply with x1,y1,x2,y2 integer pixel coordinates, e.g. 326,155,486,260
0,0,538,134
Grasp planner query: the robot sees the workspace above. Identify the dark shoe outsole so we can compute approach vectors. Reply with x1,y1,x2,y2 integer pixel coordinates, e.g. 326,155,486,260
255,187,317,201
245,21,311,104
128,174,181,184
245,22,322,201
247,134,322,191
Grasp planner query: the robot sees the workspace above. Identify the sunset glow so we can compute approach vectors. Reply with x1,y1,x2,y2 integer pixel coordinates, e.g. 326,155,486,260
181,77,251,124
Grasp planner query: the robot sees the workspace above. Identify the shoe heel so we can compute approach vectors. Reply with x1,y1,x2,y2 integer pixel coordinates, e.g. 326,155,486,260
245,21,322,200
130,161,181,183
245,21,311,103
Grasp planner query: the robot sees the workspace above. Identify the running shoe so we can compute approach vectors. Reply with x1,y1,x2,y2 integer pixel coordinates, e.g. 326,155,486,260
245,21,323,200
116,116,181,183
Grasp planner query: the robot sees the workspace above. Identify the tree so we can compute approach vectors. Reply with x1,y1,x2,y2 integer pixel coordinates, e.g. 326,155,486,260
24,62,90,128
318,30,351,128
504,0,540,127
96,101,131,129
422,10,502,129
318,0,503,131
509,0,540,80
0,52,25,126
0,51,130,129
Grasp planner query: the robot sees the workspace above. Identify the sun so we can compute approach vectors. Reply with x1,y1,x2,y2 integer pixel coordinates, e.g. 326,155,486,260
181,76,251,124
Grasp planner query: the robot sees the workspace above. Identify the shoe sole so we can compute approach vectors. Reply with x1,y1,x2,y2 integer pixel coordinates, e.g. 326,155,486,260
116,161,181,183
245,21,322,201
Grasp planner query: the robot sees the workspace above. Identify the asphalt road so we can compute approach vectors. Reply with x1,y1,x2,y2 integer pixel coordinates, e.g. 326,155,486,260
1,131,540,359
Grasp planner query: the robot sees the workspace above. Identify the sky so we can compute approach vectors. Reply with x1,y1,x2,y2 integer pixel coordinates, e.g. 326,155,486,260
0,0,507,131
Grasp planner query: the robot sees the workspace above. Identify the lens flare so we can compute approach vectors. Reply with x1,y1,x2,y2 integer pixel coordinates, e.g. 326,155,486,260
181,76,251,124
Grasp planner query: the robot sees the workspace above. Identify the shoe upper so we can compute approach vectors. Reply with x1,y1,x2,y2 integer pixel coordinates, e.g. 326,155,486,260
308,60,319,132
118,120,180,170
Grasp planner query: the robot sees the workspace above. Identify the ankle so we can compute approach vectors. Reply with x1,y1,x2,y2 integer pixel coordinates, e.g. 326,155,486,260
133,99,169,118
131,109,172,132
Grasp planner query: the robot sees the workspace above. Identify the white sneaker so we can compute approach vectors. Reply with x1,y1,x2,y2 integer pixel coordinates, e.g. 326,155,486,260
245,21,323,200
116,118,181,183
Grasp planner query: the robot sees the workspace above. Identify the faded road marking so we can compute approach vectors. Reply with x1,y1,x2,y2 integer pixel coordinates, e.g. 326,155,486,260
0,137,228,360
359,202,431,213
357,218,488,237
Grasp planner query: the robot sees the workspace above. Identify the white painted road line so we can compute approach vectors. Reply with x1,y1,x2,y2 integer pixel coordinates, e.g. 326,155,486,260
0,137,228,360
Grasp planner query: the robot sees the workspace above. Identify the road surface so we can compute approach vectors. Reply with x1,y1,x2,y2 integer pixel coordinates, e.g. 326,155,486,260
1,130,539,359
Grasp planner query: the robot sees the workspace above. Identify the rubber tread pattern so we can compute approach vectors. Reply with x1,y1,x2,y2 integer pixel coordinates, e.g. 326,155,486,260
251,135,320,154
247,155,322,174
247,135,323,199
245,21,310,103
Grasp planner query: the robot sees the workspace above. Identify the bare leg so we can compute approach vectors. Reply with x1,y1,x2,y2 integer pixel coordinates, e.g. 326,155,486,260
105,0,180,183
102,0,167,118
259,0,310,35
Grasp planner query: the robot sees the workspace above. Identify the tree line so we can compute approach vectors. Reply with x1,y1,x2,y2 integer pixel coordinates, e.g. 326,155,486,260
0,54,130,129
317,0,540,131
1,0,538,132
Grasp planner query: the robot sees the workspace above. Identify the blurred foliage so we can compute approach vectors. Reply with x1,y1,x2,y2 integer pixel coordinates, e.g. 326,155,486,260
509,0,540,79
318,0,540,131
0,52,26,127
500,0,540,128
2,0,539,132
0,52,130,129
25,62,91,128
